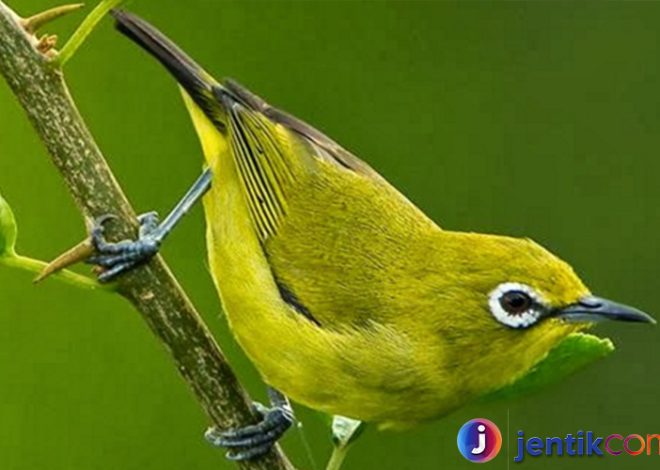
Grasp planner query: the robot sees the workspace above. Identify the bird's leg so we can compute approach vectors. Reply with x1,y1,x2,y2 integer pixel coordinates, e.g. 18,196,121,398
87,169,213,283
205,387,295,461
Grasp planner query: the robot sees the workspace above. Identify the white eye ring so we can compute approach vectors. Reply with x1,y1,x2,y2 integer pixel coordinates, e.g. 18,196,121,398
488,282,547,329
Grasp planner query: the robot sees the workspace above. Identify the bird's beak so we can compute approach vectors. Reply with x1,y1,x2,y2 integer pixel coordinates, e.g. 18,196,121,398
555,296,656,324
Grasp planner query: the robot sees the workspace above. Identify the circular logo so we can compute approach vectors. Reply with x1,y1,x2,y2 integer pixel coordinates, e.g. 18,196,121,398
457,418,502,463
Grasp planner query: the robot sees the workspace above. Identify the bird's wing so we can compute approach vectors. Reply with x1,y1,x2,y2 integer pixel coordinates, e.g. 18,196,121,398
221,80,441,328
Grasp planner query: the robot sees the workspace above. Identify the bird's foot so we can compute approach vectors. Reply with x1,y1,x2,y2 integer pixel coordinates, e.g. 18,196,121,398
205,401,294,461
86,212,162,283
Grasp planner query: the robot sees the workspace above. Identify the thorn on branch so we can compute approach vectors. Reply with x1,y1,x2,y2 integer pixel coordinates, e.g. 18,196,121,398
35,237,94,283
21,3,85,34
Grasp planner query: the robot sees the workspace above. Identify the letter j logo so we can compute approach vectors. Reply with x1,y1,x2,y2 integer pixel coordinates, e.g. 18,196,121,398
457,418,502,463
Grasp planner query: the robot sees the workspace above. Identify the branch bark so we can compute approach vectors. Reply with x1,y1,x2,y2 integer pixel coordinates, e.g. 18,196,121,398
0,3,292,469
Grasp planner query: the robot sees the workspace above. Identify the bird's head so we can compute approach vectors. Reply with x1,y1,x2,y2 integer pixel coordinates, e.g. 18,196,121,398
427,231,654,398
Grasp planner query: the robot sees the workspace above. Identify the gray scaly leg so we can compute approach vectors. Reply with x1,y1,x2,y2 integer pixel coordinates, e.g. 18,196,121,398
88,169,212,282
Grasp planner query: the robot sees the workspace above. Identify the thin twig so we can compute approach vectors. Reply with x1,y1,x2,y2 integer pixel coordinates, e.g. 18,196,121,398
0,253,105,290
0,2,293,469
54,0,122,66
325,446,350,470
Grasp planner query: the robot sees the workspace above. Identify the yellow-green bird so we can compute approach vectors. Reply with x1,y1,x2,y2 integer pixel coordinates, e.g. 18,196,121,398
88,9,654,461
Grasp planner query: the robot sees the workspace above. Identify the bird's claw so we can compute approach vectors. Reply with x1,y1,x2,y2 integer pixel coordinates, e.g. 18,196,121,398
87,213,162,283
204,401,294,461
137,211,160,236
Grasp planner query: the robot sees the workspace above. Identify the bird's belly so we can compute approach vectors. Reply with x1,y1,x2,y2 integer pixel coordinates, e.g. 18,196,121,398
201,171,458,425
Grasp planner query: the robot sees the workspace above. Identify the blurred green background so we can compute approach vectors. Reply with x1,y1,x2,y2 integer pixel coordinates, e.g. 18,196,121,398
1,1,659,469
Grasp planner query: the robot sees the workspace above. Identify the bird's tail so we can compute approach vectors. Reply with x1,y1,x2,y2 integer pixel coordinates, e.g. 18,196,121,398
111,9,225,123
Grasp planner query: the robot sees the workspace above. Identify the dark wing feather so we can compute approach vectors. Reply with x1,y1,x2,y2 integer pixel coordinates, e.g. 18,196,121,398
224,79,383,178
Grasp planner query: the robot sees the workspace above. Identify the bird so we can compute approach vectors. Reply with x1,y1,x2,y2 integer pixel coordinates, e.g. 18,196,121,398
86,9,655,461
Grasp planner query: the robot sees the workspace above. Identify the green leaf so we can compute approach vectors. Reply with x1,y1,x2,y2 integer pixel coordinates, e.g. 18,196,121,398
0,193,18,257
482,332,614,402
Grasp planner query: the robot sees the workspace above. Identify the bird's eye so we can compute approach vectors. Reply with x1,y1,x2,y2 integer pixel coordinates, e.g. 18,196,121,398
488,282,545,329
500,291,532,315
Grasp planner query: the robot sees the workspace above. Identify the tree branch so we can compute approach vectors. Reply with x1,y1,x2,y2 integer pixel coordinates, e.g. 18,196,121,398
0,3,292,469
